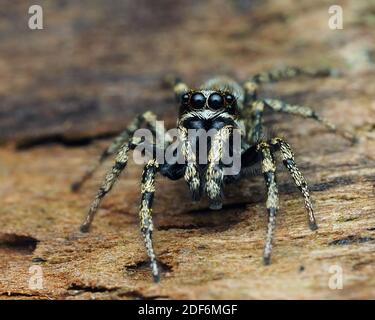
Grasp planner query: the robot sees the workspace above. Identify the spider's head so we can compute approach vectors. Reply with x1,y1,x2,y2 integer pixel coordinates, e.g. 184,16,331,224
178,90,239,130
177,89,241,207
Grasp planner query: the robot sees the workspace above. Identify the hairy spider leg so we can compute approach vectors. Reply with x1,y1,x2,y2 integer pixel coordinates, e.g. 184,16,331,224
71,111,168,192
243,137,316,264
242,66,334,106
165,76,189,101
240,66,356,143
243,80,259,105
79,136,166,232
139,159,160,282
245,100,265,145
80,140,135,232
270,138,317,230
249,66,335,85
262,99,356,142
258,142,279,265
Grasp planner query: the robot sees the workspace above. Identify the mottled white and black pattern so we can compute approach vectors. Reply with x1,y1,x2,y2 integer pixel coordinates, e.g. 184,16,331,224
258,142,279,265
75,66,357,282
271,138,317,230
139,159,159,282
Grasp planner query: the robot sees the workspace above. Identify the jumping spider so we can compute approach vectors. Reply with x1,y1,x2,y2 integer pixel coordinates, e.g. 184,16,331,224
72,66,355,282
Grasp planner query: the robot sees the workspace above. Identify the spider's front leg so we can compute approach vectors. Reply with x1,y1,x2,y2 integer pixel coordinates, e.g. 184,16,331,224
139,159,160,282
257,142,279,265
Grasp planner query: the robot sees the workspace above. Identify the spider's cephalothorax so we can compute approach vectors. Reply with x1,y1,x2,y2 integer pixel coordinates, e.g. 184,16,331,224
173,84,243,209
72,67,356,282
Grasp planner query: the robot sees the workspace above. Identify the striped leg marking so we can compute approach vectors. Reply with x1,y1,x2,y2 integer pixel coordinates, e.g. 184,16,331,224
258,142,279,265
249,66,334,84
140,159,160,282
205,125,233,209
243,80,259,104
246,100,265,145
178,125,201,200
80,138,140,233
262,99,356,143
71,111,167,192
271,138,317,230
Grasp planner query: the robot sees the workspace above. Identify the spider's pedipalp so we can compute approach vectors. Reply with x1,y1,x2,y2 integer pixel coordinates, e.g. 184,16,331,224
205,125,234,209
139,159,160,282
178,125,202,200
270,138,317,230
258,142,279,265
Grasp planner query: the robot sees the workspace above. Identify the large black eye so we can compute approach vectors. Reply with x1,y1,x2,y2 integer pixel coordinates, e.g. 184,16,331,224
225,93,235,105
208,93,224,110
181,93,190,105
190,92,206,109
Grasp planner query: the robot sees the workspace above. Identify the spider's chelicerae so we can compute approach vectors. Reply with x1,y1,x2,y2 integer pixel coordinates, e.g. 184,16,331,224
72,66,355,282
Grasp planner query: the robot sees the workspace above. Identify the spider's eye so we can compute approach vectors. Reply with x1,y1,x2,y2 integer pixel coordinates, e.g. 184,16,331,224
208,93,224,110
190,92,206,109
225,93,235,105
181,93,190,105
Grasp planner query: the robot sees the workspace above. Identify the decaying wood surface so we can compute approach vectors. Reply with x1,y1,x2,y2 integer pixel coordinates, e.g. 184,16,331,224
1,0,375,299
